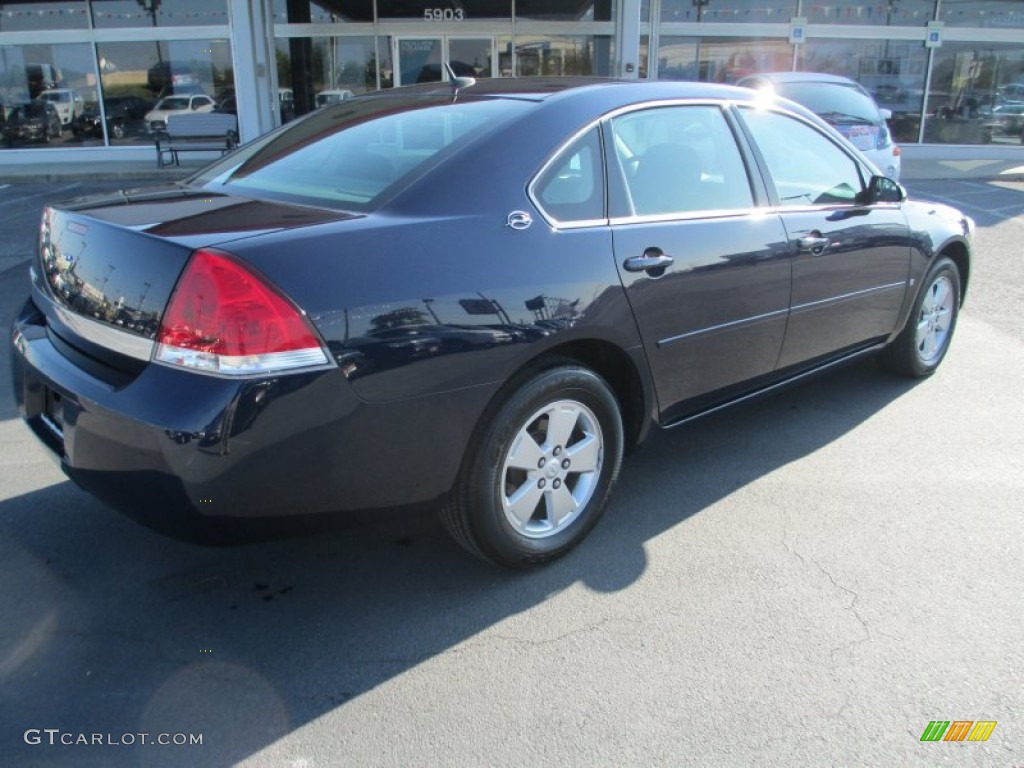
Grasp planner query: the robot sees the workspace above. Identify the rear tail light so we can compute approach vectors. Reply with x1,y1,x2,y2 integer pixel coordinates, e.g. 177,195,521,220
876,124,893,150
155,248,329,376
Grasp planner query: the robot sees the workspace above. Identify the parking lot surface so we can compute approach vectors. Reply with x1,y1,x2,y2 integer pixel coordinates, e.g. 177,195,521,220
0,175,1021,767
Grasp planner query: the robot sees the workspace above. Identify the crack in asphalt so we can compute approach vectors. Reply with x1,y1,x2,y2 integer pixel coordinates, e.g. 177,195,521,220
780,520,883,667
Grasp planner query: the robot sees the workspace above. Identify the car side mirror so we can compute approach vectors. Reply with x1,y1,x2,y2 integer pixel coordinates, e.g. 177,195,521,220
879,108,893,121
857,175,906,205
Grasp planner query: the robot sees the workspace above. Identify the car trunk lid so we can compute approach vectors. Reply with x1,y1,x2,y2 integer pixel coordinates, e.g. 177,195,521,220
33,186,355,375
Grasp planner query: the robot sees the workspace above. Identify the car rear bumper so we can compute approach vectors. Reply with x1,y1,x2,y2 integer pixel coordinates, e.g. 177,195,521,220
11,299,483,541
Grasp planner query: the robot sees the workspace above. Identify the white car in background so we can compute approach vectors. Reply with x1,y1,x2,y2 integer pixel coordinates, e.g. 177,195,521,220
36,88,84,129
144,93,216,132
738,72,902,181
315,89,355,108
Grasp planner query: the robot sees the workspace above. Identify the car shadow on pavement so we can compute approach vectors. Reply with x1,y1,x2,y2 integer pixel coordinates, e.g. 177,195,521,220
0,357,918,767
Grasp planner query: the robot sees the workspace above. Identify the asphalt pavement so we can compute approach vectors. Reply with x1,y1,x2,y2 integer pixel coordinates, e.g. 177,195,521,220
0,168,1021,767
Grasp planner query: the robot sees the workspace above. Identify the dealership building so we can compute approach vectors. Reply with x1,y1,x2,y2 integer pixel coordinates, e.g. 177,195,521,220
0,0,1022,163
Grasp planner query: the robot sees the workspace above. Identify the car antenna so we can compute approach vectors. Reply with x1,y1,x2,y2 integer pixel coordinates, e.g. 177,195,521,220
445,62,475,103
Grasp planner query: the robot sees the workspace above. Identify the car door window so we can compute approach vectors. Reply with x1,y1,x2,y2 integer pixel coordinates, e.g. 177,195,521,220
740,108,865,206
532,127,605,223
609,105,753,217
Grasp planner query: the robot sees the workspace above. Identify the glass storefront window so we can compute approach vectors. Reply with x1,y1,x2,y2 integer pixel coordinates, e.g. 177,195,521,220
92,0,229,29
276,36,381,120
0,2,88,31
940,0,1024,29
805,1,935,25
924,42,1024,144
517,0,614,22
657,37,792,83
95,40,233,145
271,0,374,23
0,43,95,149
513,36,613,77
798,39,928,142
660,0,796,23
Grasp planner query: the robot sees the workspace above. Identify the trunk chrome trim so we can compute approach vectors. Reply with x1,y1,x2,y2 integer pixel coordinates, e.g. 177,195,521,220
38,289,155,362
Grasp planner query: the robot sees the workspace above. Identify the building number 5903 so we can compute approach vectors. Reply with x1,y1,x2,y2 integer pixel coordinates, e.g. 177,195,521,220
424,8,465,20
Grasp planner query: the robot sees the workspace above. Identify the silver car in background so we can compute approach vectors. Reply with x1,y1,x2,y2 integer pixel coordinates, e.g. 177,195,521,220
738,72,902,181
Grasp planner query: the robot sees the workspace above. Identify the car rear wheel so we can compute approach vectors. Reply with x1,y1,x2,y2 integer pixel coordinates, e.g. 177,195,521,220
440,364,624,568
882,256,961,377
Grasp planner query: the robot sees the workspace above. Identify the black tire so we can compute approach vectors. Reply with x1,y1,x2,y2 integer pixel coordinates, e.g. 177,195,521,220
441,364,624,568
882,256,961,377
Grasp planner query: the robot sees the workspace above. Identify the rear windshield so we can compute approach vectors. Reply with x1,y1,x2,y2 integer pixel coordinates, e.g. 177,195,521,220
191,94,531,212
775,82,881,124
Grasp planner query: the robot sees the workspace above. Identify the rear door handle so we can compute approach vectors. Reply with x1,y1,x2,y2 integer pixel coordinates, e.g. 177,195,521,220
623,248,674,275
796,234,830,255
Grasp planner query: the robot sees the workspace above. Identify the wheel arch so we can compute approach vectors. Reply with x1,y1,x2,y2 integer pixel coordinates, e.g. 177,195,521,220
459,338,654,487
939,239,970,305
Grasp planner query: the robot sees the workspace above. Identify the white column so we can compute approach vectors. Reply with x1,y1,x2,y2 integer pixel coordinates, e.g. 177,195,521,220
227,0,277,143
618,0,642,79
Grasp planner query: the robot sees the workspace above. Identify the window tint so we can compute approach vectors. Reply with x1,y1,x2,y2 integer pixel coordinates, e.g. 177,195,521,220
534,127,605,223
610,105,753,217
195,97,531,211
740,108,864,206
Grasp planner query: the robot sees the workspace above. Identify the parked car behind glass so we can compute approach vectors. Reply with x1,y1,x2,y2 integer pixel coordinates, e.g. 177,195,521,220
738,72,902,180
11,79,971,568
36,88,84,129
3,101,62,144
72,95,151,140
144,93,216,132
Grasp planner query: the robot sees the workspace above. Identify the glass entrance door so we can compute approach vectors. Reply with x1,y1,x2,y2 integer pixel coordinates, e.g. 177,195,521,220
394,37,495,87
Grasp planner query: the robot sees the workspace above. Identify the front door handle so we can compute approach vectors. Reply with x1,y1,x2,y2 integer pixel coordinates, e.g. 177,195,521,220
623,248,674,275
796,233,830,255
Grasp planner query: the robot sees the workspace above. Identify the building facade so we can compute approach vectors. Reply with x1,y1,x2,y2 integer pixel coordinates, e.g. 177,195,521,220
0,0,1021,161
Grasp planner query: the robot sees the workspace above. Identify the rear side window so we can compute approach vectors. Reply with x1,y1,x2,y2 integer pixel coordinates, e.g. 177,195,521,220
740,108,864,206
609,105,753,217
533,127,605,223
195,97,531,211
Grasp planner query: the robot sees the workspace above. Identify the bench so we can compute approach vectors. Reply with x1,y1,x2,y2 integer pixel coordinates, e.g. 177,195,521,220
155,112,238,168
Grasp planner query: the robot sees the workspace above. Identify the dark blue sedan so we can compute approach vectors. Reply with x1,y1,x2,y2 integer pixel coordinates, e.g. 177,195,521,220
10,78,972,567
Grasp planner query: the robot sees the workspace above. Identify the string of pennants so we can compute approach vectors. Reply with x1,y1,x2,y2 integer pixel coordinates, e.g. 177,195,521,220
667,6,1023,22
1,9,227,19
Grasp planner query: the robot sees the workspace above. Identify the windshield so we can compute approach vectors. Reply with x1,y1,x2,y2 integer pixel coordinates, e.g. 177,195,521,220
192,94,531,212
775,82,881,124
40,92,69,103
156,97,190,111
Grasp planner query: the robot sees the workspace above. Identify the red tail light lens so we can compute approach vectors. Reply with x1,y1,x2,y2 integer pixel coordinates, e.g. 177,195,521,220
155,248,328,375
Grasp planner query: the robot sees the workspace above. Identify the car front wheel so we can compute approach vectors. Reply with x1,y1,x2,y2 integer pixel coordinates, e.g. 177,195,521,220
441,364,624,568
882,255,961,377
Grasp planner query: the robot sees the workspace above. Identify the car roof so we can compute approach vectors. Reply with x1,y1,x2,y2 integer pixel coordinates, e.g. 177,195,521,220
352,78,763,107
738,72,858,87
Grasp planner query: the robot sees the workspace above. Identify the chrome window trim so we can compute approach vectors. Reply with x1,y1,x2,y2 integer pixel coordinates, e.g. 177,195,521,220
605,100,759,219
609,207,763,227
527,121,609,231
527,98,759,230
